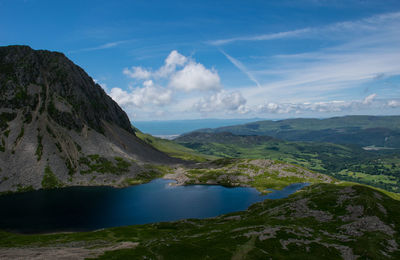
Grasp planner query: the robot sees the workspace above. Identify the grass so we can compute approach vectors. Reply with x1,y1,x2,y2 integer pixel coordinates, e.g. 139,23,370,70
14,125,24,144
0,184,399,259
0,112,16,131
35,134,43,161
182,159,332,192
136,131,217,162
41,165,62,189
0,138,4,152
79,155,131,175
177,134,400,193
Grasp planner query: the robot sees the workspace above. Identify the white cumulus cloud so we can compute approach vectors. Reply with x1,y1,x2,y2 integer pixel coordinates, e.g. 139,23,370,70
256,94,384,115
169,62,221,92
193,90,246,113
123,50,189,80
110,80,172,108
123,50,220,92
123,66,152,80
388,100,400,108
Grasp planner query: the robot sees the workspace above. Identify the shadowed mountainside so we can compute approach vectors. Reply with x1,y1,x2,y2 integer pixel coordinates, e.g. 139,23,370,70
0,45,179,192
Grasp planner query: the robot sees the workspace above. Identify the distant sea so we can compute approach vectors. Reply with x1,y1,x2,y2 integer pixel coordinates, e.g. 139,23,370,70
133,118,264,138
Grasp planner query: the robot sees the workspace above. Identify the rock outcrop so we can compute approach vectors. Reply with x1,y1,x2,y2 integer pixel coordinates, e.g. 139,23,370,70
0,45,177,192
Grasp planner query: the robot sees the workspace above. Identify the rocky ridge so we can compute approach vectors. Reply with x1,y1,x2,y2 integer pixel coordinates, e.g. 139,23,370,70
0,45,178,192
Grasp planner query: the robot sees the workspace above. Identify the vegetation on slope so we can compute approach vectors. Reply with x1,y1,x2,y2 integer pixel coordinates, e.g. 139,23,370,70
199,115,400,148
136,130,217,161
78,155,131,175
1,184,399,259
176,132,400,193
41,165,62,189
166,158,333,192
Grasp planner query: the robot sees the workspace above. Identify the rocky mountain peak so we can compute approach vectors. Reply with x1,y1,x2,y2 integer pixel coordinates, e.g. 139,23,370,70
0,45,133,134
0,45,175,193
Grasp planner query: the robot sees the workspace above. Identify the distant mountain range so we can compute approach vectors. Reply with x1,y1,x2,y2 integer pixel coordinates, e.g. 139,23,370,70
195,115,400,148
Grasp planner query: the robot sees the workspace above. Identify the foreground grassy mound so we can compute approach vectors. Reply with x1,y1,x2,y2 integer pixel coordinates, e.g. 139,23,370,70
165,158,334,192
0,184,399,259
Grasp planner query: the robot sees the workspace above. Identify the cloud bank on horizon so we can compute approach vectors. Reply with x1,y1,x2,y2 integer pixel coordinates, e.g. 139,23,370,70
2,0,400,120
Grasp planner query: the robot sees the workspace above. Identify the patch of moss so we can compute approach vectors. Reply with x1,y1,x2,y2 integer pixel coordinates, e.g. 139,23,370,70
14,125,24,144
0,138,5,152
65,159,75,176
23,112,32,124
41,165,62,189
35,134,43,161
74,141,82,152
46,125,56,138
3,129,10,138
55,142,62,153
0,112,16,131
14,86,28,102
79,155,131,175
16,185,34,193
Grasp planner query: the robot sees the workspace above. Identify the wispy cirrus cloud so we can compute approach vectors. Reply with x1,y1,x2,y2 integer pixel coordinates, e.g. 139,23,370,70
219,50,261,88
208,28,310,46
69,39,134,53
209,11,400,46
214,11,400,110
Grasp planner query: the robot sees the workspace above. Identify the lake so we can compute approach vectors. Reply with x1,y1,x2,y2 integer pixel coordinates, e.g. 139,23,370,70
0,179,308,233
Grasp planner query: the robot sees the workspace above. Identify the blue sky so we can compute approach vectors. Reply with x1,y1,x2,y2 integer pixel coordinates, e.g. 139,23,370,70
1,0,400,120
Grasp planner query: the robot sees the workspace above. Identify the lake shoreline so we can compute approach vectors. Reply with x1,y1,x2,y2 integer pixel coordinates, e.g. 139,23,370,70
0,179,309,234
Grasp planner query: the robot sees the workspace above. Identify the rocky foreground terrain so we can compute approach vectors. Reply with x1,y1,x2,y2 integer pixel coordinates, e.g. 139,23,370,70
164,158,334,191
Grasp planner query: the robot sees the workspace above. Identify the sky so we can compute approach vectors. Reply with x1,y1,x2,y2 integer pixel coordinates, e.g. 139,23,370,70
1,0,400,121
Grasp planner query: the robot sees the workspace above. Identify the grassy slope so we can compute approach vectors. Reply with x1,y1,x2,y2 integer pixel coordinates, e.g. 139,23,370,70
176,133,400,193
135,131,217,161
1,184,399,259
172,158,334,192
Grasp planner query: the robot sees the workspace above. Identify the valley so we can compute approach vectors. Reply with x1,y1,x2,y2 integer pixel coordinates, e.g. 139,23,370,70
173,120,400,193
0,45,399,259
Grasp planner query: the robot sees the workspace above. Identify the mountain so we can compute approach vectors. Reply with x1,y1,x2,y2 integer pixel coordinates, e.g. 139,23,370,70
197,116,400,148
0,45,177,193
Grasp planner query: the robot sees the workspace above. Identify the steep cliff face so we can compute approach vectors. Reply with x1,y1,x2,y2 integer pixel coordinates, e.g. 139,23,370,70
0,45,176,192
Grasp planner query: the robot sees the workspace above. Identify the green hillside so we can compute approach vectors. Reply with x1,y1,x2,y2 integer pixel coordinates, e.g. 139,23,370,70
135,130,217,162
199,116,400,148
176,132,400,193
1,183,399,259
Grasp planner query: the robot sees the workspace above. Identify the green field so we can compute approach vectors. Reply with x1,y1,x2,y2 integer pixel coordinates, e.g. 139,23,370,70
200,115,400,148
136,130,217,162
176,132,400,193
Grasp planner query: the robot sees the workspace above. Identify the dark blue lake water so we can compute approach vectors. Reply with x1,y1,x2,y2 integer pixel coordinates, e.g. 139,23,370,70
0,179,308,233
